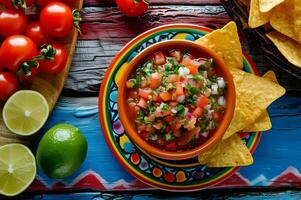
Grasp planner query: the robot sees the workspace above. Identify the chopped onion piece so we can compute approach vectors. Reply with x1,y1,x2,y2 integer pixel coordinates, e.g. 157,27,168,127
171,108,177,114
176,95,185,103
201,132,209,138
218,96,226,106
211,83,218,95
217,77,225,88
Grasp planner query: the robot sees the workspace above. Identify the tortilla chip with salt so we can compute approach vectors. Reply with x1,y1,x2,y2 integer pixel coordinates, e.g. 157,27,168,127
270,0,301,43
223,68,285,139
259,0,285,12
249,0,272,28
266,31,301,68
198,134,253,167
195,22,243,69
242,70,278,132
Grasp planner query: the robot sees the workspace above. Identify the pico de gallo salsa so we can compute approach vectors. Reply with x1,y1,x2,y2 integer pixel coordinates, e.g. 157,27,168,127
126,50,227,151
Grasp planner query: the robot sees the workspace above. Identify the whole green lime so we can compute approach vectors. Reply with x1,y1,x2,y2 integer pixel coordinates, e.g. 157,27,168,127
36,123,88,179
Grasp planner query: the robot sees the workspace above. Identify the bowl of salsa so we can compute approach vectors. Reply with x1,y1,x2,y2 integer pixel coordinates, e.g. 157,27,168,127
117,40,235,160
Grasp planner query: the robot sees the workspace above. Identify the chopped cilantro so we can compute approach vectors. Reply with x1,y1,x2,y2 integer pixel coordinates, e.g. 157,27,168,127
165,133,175,142
162,103,170,111
185,95,197,105
176,104,185,118
137,110,145,121
201,122,207,132
146,100,155,113
185,83,200,95
192,74,202,82
210,75,217,83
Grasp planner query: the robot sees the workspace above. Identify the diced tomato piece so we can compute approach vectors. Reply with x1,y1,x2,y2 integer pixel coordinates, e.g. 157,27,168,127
154,51,166,65
174,82,184,96
169,50,182,62
167,74,180,83
181,55,199,75
149,72,162,89
164,115,174,123
173,129,181,137
147,113,156,122
178,126,200,146
128,90,138,99
171,122,182,131
137,98,147,109
197,95,210,108
153,121,163,130
139,88,152,99
165,141,177,151
152,93,162,102
160,91,172,101
213,112,221,121
192,107,203,118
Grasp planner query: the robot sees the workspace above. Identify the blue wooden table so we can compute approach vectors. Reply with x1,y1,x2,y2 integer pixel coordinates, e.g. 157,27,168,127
3,0,301,199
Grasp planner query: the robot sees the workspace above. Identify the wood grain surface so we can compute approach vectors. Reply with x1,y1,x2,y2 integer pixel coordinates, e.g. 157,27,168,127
0,0,83,145
63,2,300,96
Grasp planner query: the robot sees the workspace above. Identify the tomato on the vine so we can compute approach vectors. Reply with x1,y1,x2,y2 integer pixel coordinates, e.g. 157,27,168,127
25,22,50,47
0,35,37,72
40,2,81,38
0,72,19,101
19,66,39,83
0,10,27,37
3,0,34,9
116,0,149,17
39,43,67,74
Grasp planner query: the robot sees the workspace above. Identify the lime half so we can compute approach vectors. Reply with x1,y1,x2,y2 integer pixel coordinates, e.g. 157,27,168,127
0,144,36,196
3,90,49,136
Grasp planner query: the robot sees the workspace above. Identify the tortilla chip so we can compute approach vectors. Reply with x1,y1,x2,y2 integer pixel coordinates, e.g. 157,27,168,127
198,134,253,167
195,22,243,69
259,0,285,12
262,70,278,83
223,68,285,139
270,0,301,43
294,0,301,41
243,111,271,132
249,0,272,28
242,70,277,132
266,31,301,68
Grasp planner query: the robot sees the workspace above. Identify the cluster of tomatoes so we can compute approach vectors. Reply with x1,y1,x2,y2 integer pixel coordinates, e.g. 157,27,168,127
0,0,80,101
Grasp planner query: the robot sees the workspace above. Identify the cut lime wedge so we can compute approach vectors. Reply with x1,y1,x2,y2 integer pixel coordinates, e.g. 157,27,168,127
3,90,49,136
0,144,36,196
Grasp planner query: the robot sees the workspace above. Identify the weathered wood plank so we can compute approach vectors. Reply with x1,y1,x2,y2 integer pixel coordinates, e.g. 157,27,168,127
61,5,301,95
79,5,228,39
84,0,222,7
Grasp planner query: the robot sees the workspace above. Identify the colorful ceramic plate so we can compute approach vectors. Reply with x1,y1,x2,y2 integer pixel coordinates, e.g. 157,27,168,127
99,24,262,191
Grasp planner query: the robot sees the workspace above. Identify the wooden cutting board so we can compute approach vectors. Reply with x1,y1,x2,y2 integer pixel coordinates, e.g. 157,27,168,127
0,0,84,146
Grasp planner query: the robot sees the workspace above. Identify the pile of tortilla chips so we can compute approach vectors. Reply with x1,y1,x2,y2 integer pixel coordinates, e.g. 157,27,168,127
195,22,286,167
240,0,301,68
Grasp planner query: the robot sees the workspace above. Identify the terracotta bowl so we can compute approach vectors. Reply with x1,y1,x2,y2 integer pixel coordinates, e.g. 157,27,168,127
117,39,236,160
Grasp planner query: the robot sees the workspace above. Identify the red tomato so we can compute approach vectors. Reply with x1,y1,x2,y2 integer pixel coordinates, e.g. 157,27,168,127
0,35,37,72
0,72,19,101
39,43,67,74
3,0,34,9
19,67,38,83
40,2,75,38
0,49,4,71
0,10,27,37
25,22,50,47
116,0,149,17
35,0,56,7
